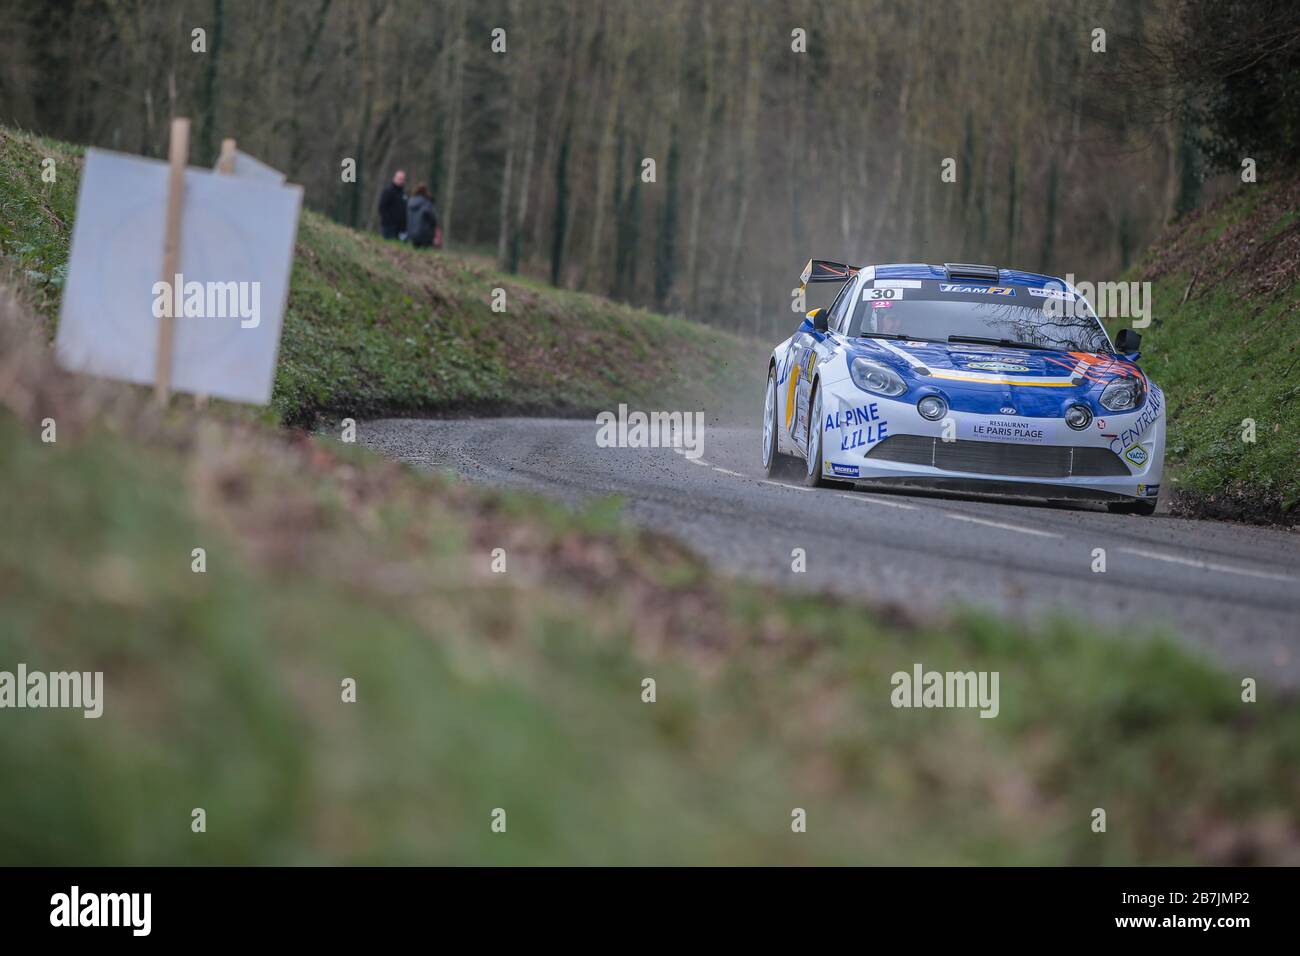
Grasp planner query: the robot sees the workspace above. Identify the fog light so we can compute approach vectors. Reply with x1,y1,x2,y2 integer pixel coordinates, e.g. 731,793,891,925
918,395,948,421
1065,404,1092,430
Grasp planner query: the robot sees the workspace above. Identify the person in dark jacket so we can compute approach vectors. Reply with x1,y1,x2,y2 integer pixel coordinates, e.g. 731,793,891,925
406,184,440,249
378,170,407,240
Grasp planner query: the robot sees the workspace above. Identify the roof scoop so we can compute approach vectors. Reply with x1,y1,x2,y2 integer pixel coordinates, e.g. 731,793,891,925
943,262,1001,282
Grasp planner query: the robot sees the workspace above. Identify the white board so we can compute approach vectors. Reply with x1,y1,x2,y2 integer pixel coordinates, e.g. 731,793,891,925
56,148,302,405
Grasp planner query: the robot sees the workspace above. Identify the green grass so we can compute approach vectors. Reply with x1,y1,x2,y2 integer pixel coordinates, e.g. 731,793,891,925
0,129,80,318
1,401,1298,864
1123,178,1300,522
0,125,762,426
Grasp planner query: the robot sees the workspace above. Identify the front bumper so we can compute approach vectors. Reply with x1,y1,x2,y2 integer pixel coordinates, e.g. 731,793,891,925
818,388,1165,502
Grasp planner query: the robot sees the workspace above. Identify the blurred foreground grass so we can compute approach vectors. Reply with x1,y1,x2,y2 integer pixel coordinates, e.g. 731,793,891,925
1,399,1297,863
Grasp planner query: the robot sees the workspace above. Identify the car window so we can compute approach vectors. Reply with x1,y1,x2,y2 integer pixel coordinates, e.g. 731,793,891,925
847,280,1112,353
827,277,857,333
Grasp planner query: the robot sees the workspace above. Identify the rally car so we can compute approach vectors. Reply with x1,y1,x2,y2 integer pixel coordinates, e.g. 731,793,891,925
762,261,1164,515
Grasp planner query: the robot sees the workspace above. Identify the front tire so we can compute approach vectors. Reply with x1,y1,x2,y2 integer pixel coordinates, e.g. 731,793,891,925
803,381,828,487
762,366,799,477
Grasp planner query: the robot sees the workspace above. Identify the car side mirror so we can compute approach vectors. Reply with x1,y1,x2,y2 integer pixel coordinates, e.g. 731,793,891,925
808,308,828,333
1115,328,1141,356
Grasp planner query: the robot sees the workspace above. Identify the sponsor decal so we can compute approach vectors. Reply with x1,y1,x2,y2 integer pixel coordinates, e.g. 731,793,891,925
939,283,1016,296
872,300,893,309
872,279,922,289
1000,406,1017,415
968,361,1030,373
1107,385,1163,454
1123,444,1149,467
825,401,889,450
1028,286,1078,301
775,343,797,386
965,417,1047,444
862,287,904,301
1137,483,1160,498
829,463,860,478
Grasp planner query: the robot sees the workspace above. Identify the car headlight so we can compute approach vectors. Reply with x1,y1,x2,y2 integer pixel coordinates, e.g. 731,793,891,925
917,395,948,421
1065,403,1092,430
849,357,907,397
1099,376,1144,412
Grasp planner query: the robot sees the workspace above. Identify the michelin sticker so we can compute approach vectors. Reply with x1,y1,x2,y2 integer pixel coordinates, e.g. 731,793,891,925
829,463,861,477
963,416,1046,444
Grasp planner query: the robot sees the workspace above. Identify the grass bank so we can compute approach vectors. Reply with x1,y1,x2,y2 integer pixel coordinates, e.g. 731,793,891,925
0,125,762,427
1127,176,1300,524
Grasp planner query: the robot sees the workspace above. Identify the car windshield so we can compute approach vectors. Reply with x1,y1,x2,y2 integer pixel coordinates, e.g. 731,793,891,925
845,281,1113,353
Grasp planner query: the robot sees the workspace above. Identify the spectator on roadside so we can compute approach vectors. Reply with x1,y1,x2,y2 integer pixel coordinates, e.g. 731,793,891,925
378,170,408,240
406,184,440,249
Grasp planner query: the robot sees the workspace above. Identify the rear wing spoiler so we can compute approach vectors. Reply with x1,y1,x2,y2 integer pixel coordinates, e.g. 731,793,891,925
799,258,860,291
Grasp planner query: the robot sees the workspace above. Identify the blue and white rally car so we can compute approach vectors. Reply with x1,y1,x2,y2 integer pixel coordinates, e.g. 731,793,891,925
762,261,1165,515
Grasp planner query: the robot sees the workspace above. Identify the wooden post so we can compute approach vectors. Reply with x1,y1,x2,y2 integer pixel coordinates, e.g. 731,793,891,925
217,137,236,175
155,117,190,405
192,136,238,411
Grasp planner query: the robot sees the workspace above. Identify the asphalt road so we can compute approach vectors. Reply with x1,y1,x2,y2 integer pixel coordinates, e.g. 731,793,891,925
359,417,1300,683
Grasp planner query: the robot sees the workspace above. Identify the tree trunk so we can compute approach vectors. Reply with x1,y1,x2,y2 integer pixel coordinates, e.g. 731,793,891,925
511,105,538,274
197,0,225,165
441,2,467,243
496,76,517,266
580,4,632,290
684,6,715,317
550,121,571,287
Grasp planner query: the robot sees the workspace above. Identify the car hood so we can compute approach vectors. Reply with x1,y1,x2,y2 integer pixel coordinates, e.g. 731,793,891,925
844,338,1149,416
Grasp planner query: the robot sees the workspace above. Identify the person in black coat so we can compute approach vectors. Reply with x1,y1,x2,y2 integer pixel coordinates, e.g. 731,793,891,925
378,170,408,240
406,184,440,249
